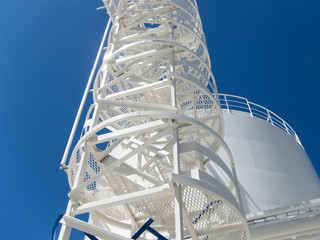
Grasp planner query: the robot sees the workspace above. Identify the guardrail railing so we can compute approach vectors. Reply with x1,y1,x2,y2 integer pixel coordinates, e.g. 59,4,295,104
246,198,320,224
218,94,303,148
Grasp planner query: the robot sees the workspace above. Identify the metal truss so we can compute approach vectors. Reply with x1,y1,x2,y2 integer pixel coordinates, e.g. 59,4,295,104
58,0,249,239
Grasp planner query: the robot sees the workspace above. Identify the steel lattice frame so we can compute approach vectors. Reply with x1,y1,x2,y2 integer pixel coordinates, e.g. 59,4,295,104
58,0,249,239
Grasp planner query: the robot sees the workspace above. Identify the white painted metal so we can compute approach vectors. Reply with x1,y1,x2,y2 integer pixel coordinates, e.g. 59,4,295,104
219,94,302,147
216,108,320,214
60,18,112,169
248,198,320,240
214,94,320,239
58,0,249,239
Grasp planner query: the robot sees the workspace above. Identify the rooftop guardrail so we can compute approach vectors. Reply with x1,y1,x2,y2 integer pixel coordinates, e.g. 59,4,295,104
218,93,303,148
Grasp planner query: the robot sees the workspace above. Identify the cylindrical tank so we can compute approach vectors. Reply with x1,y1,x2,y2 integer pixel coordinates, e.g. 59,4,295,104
216,94,320,214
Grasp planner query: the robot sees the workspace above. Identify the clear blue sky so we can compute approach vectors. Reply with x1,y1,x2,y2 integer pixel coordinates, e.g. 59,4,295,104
0,0,319,239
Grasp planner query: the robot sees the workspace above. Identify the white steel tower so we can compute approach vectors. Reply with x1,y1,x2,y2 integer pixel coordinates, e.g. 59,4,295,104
57,0,249,239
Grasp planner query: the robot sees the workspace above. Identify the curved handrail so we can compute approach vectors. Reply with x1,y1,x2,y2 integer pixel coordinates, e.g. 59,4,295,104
218,93,303,148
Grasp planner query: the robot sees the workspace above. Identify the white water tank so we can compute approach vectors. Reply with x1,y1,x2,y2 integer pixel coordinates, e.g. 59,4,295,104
217,94,320,215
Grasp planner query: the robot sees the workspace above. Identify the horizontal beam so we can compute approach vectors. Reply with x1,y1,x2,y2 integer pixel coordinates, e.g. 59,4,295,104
73,184,173,215
93,119,168,144
102,79,169,101
97,99,177,112
114,47,171,65
60,215,129,240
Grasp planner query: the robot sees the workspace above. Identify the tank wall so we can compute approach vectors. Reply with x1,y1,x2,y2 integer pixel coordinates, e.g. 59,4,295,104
215,113,320,214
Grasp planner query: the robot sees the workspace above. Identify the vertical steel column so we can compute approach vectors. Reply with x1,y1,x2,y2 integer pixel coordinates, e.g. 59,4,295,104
168,9,184,239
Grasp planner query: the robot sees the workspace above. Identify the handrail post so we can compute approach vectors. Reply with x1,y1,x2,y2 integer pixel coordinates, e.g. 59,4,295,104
267,109,274,125
246,98,253,118
224,94,230,113
282,119,290,135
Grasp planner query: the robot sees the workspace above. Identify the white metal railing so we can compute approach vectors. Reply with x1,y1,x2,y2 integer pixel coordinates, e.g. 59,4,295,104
218,94,303,148
246,198,320,224
246,198,320,240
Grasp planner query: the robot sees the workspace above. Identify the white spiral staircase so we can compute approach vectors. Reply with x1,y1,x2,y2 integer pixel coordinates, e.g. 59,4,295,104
58,1,249,239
